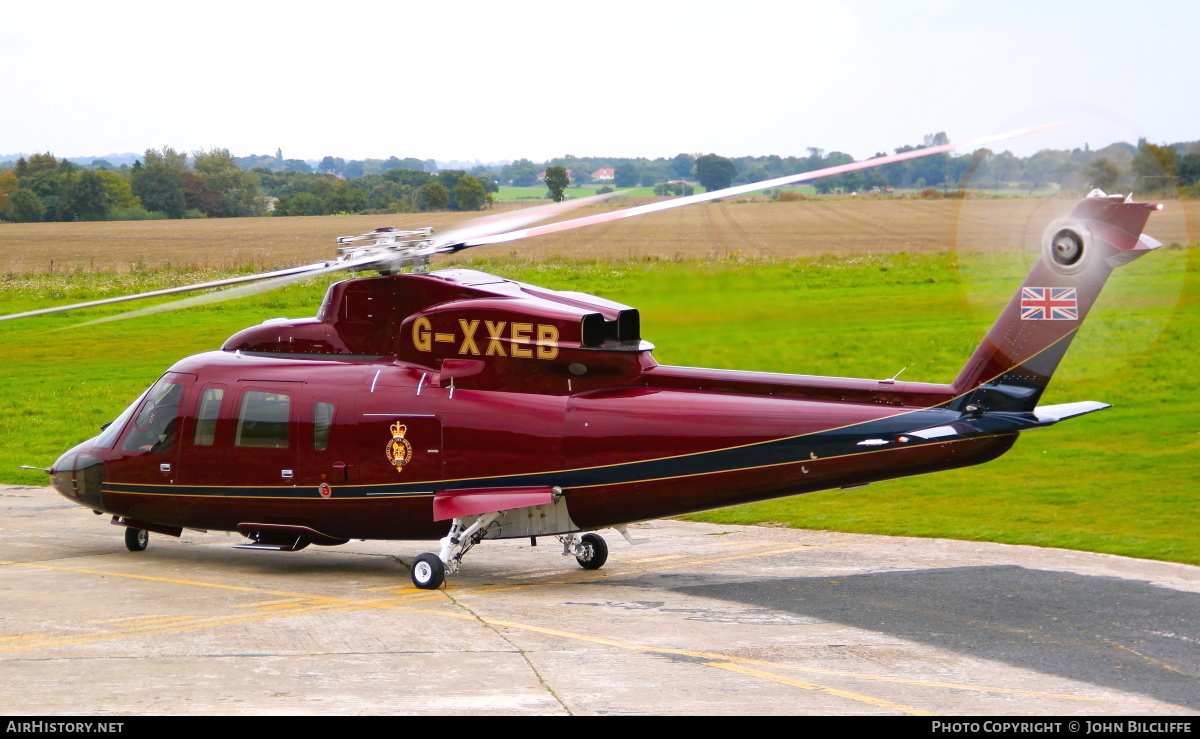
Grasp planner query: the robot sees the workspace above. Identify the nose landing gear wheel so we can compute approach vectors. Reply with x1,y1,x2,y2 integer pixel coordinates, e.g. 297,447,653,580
411,553,445,590
125,528,148,552
576,533,608,570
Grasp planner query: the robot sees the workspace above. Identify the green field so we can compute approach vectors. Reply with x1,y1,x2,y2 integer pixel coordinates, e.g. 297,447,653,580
1,247,1196,563
496,186,608,201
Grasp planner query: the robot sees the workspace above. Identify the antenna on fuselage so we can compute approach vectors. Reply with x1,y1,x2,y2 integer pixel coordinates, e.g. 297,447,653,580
880,366,907,385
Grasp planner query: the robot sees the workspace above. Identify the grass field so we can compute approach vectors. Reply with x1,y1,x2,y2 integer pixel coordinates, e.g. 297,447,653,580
1,200,1196,564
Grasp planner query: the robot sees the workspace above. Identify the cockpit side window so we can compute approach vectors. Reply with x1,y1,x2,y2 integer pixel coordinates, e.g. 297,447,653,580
121,381,185,453
235,391,291,449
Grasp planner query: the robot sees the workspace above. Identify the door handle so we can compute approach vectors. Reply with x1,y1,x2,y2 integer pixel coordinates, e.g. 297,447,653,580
160,463,171,473
333,461,347,483
281,469,293,479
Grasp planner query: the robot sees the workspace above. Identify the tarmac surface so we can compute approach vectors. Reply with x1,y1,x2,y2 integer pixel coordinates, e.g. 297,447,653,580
1,484,1198,716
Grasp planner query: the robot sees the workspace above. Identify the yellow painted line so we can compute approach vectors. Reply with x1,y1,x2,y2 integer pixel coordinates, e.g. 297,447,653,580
630,543,814,569
101,614,173,623
621,554,689,564
250,599,340,610
12,561,330,600
703,541,774,550
704,661,937,716
237,598,308,608
361,585,423,593
97,615,202,627
0,634,48,642
1109,642,1186,675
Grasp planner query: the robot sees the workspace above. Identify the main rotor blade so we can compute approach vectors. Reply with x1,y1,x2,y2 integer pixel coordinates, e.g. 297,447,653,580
459,122,1067,249
0,262,332,323
65,255,387,329
429,189,621,249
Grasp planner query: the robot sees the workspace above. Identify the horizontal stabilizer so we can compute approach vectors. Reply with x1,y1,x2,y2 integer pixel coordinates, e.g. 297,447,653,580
1032,400,1110,423
904,400,1110,443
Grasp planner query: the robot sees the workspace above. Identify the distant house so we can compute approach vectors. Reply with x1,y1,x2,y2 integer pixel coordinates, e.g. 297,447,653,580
592,167,615,182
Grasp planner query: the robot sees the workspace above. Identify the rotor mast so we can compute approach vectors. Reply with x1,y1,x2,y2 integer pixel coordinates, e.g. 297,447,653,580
335,226,437,275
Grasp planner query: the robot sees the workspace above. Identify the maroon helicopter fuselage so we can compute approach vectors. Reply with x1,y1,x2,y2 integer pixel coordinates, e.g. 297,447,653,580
48,195,1160,545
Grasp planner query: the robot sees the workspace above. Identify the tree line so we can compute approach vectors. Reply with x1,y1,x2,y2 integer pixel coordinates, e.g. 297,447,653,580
2,136,1197,224
539,135,1200,196
0,148,498,223
265,167,495,216
0,147,267,223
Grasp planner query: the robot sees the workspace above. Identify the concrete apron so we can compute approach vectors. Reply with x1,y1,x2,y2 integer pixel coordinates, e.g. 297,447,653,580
1,485,1197,716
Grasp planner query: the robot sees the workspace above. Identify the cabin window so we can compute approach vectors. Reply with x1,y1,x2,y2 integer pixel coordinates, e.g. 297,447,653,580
235,391,291,449
193,388,224,446
121,381,185,454
313,402,334,451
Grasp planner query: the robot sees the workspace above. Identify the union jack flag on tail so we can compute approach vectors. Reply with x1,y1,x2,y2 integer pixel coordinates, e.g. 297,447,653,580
1020,287,1078,321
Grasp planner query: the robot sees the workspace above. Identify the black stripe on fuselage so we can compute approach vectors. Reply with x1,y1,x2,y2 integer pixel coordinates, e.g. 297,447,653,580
104,406,962,499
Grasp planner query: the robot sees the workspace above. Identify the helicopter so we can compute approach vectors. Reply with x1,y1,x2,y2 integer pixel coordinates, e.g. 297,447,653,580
7,124,1166,590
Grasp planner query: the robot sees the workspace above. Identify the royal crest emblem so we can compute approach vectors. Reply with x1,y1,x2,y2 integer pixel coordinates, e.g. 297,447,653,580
385,422,413,473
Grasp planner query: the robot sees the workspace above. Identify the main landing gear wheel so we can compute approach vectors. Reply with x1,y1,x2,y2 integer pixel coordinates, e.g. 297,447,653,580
576,533,608,570
125,528,148,552
411,553,445,590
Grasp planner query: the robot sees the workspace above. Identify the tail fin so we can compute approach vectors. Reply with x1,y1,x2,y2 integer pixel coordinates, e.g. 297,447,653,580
949,192,1162,413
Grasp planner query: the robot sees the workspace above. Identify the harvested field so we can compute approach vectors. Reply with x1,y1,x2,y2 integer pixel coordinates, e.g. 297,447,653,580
2,198,1195,273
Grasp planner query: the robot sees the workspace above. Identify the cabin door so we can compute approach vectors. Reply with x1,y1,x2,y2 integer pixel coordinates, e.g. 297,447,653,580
223,382,302,497
173,380,231,530
293,391,360,492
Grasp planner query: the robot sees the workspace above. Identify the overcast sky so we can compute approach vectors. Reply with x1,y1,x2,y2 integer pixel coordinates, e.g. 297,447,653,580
1,0,1194,164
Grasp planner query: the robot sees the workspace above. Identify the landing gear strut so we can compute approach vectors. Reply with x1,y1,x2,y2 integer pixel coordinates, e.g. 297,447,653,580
410,512,502,590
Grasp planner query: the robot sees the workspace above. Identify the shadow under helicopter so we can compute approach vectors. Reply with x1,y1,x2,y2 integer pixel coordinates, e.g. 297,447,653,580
584,565,1200,711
